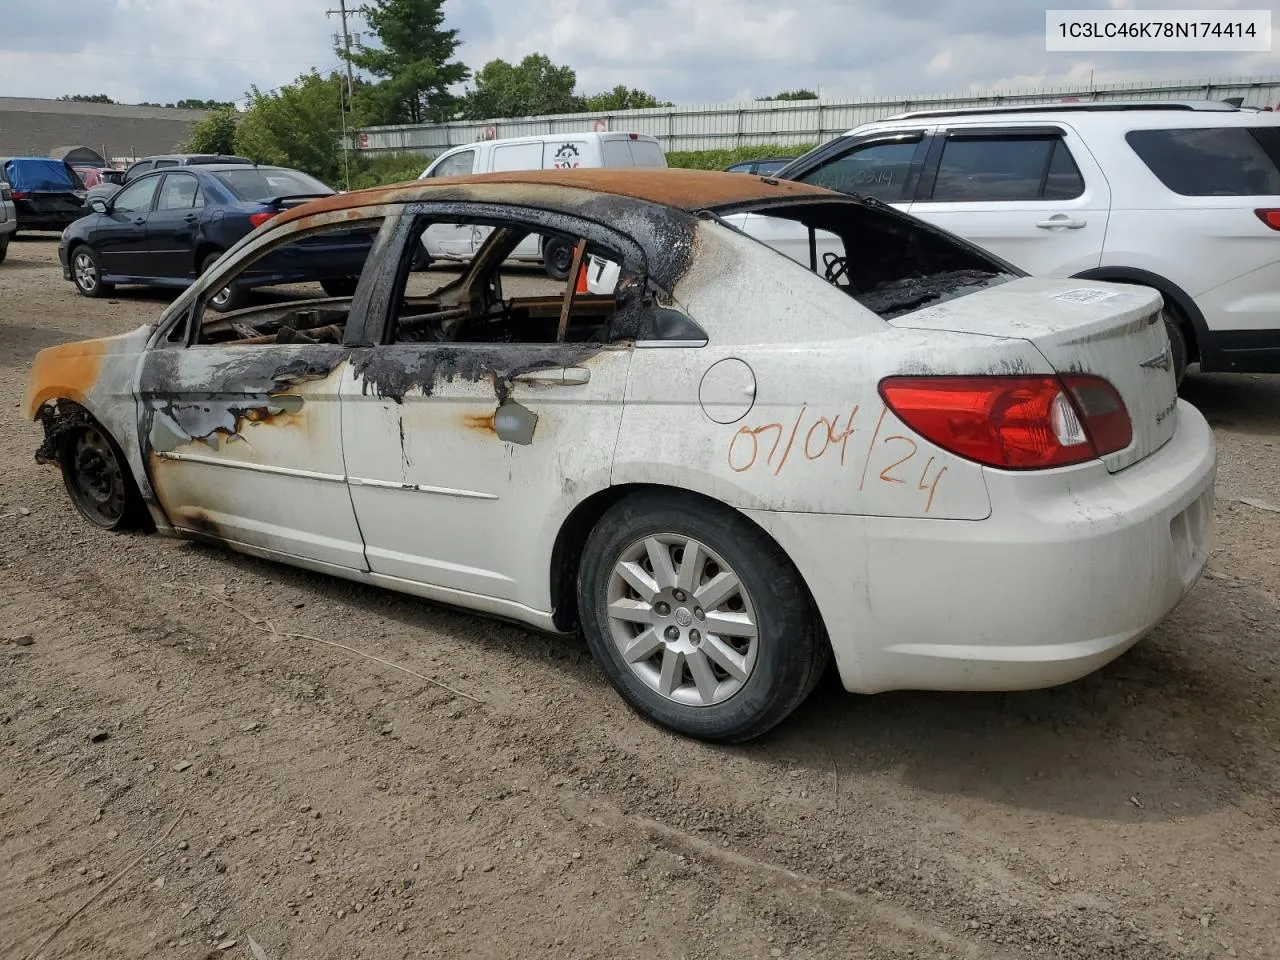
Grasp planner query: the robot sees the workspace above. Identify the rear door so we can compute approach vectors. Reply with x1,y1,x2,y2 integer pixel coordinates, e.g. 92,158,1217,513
95,175,159,276
146,172,204,278
908,123,1110,277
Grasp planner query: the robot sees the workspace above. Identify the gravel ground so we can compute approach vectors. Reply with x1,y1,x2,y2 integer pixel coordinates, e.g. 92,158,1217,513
1,235,1278,960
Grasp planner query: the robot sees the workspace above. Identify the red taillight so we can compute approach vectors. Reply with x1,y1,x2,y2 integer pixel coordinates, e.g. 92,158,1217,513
11,191,27,200
1255,208,1280,231
248,211,276,228
878,375,1132,470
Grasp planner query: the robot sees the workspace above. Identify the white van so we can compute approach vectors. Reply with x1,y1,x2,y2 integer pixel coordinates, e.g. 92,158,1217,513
417,132,667,278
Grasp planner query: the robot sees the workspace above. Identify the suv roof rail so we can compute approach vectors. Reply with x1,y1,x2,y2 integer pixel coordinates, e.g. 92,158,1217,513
885,100,1241,120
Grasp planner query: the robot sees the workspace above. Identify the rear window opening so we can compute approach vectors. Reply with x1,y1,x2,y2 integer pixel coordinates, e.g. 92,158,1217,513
720,199,1018,320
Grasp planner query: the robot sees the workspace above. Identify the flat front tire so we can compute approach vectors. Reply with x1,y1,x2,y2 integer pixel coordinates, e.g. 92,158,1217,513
577,492,828,742
58,420,146,531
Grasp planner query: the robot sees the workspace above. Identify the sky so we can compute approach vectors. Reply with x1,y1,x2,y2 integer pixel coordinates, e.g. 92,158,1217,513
1,0,1277,108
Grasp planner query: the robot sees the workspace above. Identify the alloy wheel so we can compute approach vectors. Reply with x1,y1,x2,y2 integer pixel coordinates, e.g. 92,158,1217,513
73,251,97,293
605,534,759,707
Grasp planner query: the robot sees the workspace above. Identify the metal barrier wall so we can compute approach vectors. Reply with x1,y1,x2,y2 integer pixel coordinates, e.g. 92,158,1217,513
352,75,1280,158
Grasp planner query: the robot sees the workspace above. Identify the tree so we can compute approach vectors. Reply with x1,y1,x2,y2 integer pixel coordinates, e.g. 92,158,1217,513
176,98,236,110
341,0,469,125
58,93,116,103
235,71,351,186
462,54,579,120
580,85,671,112
757,89,819,101
184,107,239,154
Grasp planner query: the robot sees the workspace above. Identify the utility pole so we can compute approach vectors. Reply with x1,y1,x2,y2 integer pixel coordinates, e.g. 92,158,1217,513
326,0,358,98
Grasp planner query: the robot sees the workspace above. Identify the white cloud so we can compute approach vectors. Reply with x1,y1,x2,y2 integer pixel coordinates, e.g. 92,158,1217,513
1,0,1276,107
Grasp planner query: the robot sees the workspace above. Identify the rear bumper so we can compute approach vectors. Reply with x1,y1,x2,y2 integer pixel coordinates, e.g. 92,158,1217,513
747,401,1217,694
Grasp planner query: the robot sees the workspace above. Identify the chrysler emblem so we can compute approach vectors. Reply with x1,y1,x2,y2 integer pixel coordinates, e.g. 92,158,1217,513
1140,347,1172,372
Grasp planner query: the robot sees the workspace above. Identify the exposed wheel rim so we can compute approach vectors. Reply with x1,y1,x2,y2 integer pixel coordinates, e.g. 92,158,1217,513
68,426,126,526
606,534,759,707
73,251,97,293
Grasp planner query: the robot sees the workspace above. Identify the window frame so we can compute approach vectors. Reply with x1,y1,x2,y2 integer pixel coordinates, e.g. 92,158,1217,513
784,131,931,203
154,171,202,212
917,126,1086,203
369,200,661,348
109,174,161,215
151,207,401,349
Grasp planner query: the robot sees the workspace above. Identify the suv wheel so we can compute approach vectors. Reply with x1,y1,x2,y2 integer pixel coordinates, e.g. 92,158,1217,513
1162,308,1189,387
577,491,828,742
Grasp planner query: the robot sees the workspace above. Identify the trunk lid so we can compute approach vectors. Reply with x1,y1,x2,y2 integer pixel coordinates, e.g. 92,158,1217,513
890,277,1177,472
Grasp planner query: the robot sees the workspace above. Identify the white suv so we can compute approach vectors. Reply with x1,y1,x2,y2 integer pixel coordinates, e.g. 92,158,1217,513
740,101,1280,383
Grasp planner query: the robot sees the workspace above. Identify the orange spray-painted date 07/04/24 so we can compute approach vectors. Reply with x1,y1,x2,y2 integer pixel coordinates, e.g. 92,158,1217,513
726,404,949,513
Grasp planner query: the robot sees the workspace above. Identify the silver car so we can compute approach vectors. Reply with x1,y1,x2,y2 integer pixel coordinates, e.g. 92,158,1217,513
0,178,16,263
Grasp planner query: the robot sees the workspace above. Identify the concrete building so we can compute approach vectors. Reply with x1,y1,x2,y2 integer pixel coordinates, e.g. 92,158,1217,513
0,97,211,163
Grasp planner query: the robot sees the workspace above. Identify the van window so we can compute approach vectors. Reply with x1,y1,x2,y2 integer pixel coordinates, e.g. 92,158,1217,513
628,139,667,168
602,140,634,168
1126,127,1280,197
491,141,544,172
546,141,589,170
430,150,477,178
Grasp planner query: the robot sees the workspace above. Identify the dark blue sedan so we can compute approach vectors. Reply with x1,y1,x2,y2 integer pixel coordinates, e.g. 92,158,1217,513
59,164,375,311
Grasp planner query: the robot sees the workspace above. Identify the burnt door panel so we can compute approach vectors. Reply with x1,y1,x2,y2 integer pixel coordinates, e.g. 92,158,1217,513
137,343,366,569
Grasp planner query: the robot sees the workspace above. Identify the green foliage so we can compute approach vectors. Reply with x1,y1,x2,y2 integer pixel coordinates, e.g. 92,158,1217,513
580,85,671,112
757,89,819,101
184,107,239,154
462,54,580,120
58,93,115,103
235,72,351,186
347,152,428,190
176,98,236,110
342,0,469,124
665,144,815,171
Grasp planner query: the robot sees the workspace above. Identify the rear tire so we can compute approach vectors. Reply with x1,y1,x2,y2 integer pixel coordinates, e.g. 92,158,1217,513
542,237,575,281
321,276,359,298
70,245,112,298
0,238,8,264
1163,308,1188,387
58,419,147,531
201,250,245,312
577,491,828,742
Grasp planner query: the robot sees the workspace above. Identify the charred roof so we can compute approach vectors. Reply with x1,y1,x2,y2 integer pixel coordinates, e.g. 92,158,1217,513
276,168,838,227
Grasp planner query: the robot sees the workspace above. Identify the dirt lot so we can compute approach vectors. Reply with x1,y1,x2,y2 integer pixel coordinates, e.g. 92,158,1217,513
1,234,1278,960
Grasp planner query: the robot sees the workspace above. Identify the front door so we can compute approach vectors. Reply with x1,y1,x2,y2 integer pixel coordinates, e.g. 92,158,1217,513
340,211,637,614
95,175,159,276
907,124,1111,277
137,214,391,570
146,172,204,279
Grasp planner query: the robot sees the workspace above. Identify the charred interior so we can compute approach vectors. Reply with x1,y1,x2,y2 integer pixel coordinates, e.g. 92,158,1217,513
716,199,1019,320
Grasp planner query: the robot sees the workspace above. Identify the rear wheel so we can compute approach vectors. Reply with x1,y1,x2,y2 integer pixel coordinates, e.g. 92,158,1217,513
201,250,245,312
321,276,359,298
0,238,8,264
71,245,112,297
577,492,828,742
58,420,146,531
542,237,575,281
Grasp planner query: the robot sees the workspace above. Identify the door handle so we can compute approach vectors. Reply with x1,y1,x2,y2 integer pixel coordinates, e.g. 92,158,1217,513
513,366,591,386
132,217,146,226
1036,216,1087,230
184,214,198,223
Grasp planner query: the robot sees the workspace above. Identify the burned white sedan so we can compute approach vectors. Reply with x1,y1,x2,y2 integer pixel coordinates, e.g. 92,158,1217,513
24,169,1215,742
